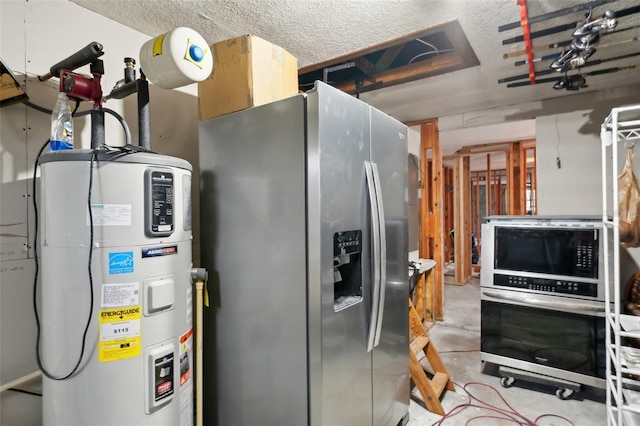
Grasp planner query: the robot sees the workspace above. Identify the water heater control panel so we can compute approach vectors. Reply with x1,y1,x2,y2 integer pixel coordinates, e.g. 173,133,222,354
145,169,174,237
145,340,176,414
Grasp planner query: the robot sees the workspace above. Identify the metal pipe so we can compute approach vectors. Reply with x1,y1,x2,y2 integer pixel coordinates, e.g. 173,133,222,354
0,371,41,394
191,268,208,426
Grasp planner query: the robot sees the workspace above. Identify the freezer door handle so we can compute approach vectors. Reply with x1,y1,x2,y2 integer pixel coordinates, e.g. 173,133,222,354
371,162,386,348
365,161,381,353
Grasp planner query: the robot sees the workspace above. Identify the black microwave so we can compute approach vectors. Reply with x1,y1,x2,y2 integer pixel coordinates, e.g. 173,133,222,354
480,216,609,301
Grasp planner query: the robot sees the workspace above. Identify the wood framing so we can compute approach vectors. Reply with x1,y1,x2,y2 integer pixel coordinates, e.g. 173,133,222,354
453,139,536,272
412,260,436,322
474,171,481,238
454,155,471,284
299,20,479,95
451,139,536,217
521,140,537,214
493,170,501,215
409,126,536,320
486,154,492,216
507,141,522,214
444,167,454,262
415,119,445,321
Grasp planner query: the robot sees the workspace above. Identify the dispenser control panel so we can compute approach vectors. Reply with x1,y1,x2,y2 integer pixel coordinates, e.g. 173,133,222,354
145,169,174,237
333,230,363,311
334,230,362,256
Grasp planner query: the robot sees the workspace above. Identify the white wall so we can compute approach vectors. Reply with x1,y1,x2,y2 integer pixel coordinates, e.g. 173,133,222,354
535,86,640,216
536,109,604,216
534,86,640,282
0,1,200,423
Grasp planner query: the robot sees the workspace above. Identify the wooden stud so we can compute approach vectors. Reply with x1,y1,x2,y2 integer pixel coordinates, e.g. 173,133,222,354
531,146,538,214
454,155,472,284
335,52,464,94
507,141,522,214
454,142,510,155
419,144,430,259
354,57,376,74
486,154,492,217
419,120,445,320
493,170,501,215
520,143,530,213
444,167,454,262
474,171,481,240
375,44,404,72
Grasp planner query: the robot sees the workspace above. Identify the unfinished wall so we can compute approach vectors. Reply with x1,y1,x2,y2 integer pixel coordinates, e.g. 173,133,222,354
0,1,199,423
439,83,640,285
408,127,420,253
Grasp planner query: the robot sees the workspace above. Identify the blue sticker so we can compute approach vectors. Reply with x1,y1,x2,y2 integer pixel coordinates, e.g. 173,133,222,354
108,251,134,274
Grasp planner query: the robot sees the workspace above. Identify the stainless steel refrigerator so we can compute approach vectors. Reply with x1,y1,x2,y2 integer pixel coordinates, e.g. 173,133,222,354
199,81,409,426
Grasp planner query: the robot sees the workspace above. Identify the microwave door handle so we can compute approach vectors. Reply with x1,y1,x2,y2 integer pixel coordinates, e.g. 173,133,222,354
481,290,604,313
372,162,386,348
365,161,381,353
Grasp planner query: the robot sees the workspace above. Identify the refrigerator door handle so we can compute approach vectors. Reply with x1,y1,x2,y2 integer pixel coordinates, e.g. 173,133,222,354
371,162,386,348
365,161,381,353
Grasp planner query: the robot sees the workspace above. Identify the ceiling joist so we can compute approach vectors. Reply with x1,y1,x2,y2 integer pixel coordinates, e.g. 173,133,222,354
298,19,479,96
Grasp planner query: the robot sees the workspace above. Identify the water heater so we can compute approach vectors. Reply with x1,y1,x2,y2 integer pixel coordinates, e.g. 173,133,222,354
38,149,194,426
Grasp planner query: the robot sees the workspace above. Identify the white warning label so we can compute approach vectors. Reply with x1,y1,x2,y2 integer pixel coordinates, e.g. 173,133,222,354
101,283,139,308
88,204,132,226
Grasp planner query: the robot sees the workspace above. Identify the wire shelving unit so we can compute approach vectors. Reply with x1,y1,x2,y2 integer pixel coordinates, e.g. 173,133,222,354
602,104,640,426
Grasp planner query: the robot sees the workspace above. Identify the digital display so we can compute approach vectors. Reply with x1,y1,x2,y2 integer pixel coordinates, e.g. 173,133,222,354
145,169,174,237
494,227,598,278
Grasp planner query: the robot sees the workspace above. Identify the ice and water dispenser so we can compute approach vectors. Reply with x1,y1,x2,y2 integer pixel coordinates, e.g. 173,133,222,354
333,230,363,311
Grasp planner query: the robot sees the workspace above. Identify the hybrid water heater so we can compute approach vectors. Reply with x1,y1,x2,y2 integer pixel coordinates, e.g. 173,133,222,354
38,150,194,426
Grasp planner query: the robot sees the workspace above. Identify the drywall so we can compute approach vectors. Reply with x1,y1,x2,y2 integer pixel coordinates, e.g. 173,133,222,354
535,86,640,284
0,1,199,423
535,86,640,216
536,109,604,216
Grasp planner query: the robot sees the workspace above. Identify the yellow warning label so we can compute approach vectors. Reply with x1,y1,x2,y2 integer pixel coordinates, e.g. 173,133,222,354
152,33,166,57
98,306,142,362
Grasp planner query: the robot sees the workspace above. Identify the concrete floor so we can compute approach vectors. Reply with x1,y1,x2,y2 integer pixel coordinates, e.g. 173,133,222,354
407,274,607,426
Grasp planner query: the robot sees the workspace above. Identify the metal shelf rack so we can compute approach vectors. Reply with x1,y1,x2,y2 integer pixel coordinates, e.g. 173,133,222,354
602,104,640,426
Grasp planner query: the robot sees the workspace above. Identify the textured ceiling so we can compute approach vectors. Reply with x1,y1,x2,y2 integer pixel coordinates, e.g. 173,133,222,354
71,0,640,127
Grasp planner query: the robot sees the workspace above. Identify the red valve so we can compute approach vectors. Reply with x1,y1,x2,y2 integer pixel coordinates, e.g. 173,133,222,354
59,70,103,107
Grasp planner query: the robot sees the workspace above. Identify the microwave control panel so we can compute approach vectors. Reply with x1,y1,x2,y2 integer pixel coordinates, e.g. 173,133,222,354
576,240,596,276
493,274,598,297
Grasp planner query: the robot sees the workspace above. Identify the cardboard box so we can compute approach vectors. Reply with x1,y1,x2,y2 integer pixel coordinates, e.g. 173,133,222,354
198,35,298,120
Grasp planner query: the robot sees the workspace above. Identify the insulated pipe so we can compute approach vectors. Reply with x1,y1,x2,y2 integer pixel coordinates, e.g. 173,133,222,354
191,268,208,426
0,371,41,394
105,80,138,101
91,108,105,148
39,42,104,81
137,76,151,150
